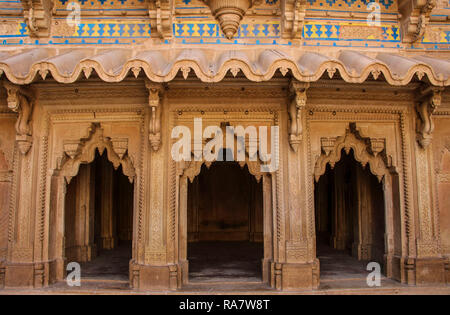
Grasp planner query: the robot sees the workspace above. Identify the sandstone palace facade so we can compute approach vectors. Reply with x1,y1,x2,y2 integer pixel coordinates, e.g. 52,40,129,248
0,0,449,292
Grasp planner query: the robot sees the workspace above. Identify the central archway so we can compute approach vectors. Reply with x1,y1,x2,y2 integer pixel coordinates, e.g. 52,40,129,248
177,154,274,286
187,161,264,282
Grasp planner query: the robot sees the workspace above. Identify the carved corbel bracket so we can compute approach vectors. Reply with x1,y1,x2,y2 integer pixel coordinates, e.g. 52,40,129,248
281,0,307,39
145,81,164,151
203,0,255,39
369,138,386,157
111,138,128,160
21,0,53,38
148,0,174,39
3,82,35,155
320,137,337,157
63,140,82,159
288,81,309,152
399,0,436,43
415,85,443,149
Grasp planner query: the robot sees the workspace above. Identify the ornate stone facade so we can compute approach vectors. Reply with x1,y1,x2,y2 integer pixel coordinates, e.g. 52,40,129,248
0,0,449,292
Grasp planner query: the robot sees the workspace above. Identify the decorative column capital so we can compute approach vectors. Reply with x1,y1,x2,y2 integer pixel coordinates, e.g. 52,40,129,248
287,81,310,152
145,81,165,151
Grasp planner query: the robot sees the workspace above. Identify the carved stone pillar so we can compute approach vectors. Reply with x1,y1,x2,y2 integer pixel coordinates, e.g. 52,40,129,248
3,83,41,287
187,178,199,242
413,85,446,284
73,165,96,262
100,158,115,250
352,167,372,260
48,174,67,284
130,81,171,291
331,164,347,250
262,174,273,284
283,80,318,290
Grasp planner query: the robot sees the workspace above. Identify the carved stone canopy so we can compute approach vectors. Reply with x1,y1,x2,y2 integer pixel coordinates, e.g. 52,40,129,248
204,0,254,39
314,123,392,183
59,123,136,184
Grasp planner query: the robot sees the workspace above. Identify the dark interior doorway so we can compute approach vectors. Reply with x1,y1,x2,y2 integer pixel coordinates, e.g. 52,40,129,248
314,150,386,282
64,150,134,281
187,161,264,282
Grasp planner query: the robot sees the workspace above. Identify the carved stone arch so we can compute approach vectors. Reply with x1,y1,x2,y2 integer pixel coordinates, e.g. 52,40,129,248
314,123,392,183
57,123,136,184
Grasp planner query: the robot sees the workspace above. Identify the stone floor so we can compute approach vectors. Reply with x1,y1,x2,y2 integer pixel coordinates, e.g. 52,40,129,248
188,241,263,283
1,241,449,294
79,243,131,281
317,244,400,289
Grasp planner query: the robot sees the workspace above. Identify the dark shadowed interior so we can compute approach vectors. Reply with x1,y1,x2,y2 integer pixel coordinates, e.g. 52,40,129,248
314,150,386,282
64,150,133,281
187,162,263,282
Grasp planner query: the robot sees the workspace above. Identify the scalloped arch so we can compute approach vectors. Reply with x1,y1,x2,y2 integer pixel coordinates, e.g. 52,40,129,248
59,124,136,184
314,124,390,183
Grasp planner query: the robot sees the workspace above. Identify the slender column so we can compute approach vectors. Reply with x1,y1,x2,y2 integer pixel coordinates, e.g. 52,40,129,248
331,165,346,250
262,175,273,284
74,164,96,261
100,159,115,250
145,82,166,265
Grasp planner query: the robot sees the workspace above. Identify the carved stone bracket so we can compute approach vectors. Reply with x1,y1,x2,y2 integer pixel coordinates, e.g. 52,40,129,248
415,85,443,149
320,137,337,157
111,138,129,160
145,81,164,152
288,81,309,152
369,138,386,157
203,0,256,39
148,0,174,39
63,140,82,160
20,0,53,38
281,0,307,39
3,82,35,155
399,0,436,43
